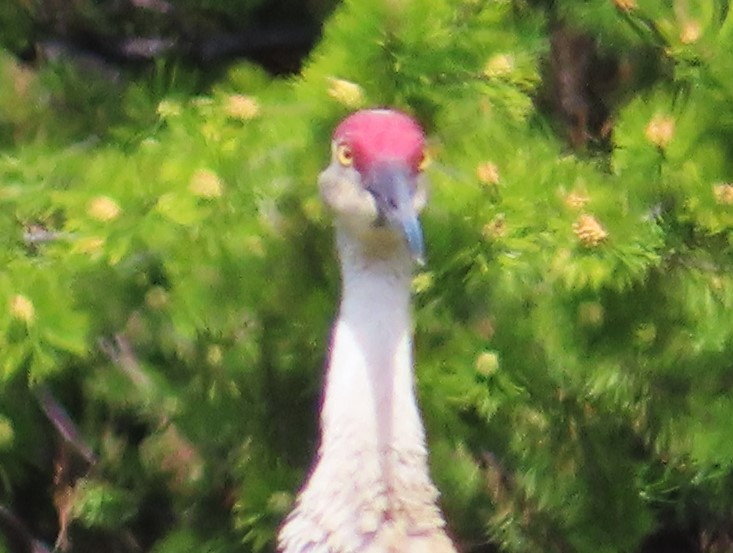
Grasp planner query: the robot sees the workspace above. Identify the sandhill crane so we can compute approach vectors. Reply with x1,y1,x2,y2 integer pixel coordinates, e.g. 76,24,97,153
278,109,456,553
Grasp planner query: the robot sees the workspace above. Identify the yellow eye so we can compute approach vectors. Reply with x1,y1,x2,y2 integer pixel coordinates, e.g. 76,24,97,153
335,143,353,167
418,150,431,172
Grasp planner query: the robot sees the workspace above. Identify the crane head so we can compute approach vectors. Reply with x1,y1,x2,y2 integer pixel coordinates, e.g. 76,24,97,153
319,109,429,264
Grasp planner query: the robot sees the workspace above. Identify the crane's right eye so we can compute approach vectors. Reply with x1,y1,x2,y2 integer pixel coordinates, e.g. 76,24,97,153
335,143,353,167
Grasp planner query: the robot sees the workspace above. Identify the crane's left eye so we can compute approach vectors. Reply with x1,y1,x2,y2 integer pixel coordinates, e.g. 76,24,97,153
335,143,353,167
418,150,431,172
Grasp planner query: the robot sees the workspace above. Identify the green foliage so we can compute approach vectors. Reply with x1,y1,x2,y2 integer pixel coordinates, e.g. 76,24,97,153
70,479,136,529
3,0,733,552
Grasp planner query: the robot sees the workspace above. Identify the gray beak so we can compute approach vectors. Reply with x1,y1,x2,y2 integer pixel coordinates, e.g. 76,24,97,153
364,162,425,265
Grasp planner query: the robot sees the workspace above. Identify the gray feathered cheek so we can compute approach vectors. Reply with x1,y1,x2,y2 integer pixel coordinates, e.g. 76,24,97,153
319,167,379,222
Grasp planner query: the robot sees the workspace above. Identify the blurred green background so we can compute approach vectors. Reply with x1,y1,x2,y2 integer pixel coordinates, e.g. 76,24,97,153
2,1,733,552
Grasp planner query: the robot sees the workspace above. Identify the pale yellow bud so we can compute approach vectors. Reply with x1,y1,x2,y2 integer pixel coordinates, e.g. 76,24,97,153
578,301,604,327
0,415,13,449
411,272,433,294
475,351,500,377
302,196,323,222
645,115,675,149
482,214,506,240
224,94,260,120
635,323,657,346
328,78,365,108
145,286,168,310
476,162,500,186
613,0,636,11
88,196,121,221
189,169,223,199
483,54,515,78
710,275,723,290
680,20,701,44
714,183,733,205
156,99,182,118
564,191,590,210
267,491,293,515
10,294,34,323
206,345,223,366
75,237,105,255
192,97,214,109
573,214,608,247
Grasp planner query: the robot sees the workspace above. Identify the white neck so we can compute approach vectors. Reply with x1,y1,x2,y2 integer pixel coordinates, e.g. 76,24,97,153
320,226,421,461
278,225,455,553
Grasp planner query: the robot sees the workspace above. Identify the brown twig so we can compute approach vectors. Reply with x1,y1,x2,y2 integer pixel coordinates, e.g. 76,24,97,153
34,386,97,466
98,334,153,394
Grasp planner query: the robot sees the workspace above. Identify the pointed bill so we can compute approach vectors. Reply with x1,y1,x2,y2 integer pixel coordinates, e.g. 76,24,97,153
365,162,425,265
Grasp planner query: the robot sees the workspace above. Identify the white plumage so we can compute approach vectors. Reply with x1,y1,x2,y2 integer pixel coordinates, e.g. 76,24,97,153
279,110,456,553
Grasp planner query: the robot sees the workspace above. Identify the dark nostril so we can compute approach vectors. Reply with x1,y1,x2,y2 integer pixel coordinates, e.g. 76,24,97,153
369,190,398,210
